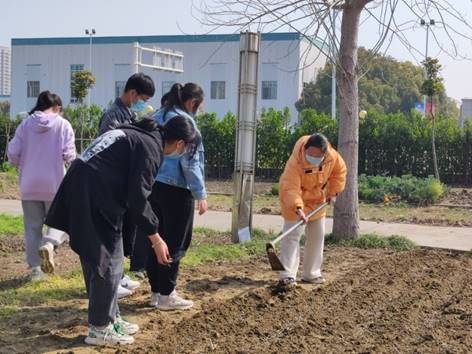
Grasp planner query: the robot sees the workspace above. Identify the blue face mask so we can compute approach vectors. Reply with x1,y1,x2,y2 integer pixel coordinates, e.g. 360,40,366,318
131,100,146,112
166,150,185,160
306,154,324,166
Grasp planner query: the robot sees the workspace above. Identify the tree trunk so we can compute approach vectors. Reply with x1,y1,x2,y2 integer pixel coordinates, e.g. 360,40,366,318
332,3,365,241
430,98,440,181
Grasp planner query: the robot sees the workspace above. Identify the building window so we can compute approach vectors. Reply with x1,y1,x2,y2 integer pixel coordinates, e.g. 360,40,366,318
262,81,277,100
115,81,126,98
162,81,175,96
211,81,226,100
27,81,40,98
70,64,84,103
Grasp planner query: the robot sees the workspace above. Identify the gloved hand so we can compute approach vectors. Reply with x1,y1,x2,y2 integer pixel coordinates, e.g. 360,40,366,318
327,195,337,206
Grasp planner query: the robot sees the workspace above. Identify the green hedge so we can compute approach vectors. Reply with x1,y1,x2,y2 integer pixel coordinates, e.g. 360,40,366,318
2,106,472,185
198,108,472,185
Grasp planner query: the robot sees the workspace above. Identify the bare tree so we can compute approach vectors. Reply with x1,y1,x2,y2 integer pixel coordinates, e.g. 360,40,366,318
197,0,472,240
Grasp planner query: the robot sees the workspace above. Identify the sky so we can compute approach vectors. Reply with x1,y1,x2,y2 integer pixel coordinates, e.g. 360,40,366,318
1,0,471,101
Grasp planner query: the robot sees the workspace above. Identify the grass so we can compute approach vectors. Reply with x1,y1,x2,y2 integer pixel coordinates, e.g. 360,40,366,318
0,270,85,317
0,214,23,236
207,194,472,226
326,233,417,251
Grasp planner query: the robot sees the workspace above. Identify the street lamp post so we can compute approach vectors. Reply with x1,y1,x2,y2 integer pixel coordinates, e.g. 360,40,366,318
420,19,435,116
85,28,96,109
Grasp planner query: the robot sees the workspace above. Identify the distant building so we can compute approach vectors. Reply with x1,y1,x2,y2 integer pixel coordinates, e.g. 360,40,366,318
10,33,326,121
0,46,11,96
459,98,472,128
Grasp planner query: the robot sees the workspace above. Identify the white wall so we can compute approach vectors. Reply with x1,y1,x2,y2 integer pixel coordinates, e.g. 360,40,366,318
11,35,326,121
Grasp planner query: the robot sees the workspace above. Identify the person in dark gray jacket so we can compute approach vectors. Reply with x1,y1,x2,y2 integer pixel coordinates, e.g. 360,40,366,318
98,73,154,135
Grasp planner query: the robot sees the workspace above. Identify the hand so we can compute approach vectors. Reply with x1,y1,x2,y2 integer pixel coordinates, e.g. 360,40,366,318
327,195,337,206
149,234,172,265
198,199,208,215
296,208,309,224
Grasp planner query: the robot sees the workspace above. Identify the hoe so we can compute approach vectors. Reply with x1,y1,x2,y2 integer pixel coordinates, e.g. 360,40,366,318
266,202,329,271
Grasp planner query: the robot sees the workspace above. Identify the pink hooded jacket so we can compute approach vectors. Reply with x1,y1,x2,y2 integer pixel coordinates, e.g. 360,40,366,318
8,111,76,201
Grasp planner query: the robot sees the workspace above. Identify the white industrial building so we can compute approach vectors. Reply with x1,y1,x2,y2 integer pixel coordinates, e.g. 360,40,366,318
10,33,325,121
460,98,472,128
0,46,11,97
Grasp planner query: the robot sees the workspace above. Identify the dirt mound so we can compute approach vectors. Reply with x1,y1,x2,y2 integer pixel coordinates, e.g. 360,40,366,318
136,250,472,353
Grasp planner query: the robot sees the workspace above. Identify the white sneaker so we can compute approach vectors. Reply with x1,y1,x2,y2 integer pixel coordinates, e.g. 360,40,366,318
30,266,45,281
156,291,193,311
117,284,133,299
301,276,326,284
39,242,55,274
149,292,159,307
115,316,139,335
121,275,140,290
84,323,134,346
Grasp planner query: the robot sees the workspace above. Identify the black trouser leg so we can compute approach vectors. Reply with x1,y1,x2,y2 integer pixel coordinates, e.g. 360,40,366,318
146,182,194,296
130,229,149,272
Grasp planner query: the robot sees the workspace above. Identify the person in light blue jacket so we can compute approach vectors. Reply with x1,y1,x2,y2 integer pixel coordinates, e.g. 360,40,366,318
146,83,208,311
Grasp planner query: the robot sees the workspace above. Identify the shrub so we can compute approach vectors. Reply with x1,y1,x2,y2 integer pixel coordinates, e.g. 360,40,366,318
358,175,445,205
271,185,279,196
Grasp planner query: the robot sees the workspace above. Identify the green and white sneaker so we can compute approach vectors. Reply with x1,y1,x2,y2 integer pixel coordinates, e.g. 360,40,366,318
84,323,134,346
115,316,139,335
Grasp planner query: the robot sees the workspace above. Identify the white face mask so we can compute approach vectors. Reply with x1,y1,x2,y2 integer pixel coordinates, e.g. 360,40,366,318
305,154,324,166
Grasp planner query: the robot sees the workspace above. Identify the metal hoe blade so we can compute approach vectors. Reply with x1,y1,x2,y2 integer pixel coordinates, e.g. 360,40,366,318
266,242,286,271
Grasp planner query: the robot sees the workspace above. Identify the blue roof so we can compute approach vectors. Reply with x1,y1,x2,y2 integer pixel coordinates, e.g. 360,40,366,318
12,32,301,46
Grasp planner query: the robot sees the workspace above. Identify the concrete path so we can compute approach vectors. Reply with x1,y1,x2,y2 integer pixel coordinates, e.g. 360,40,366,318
1,199,470,251
194,211,472,252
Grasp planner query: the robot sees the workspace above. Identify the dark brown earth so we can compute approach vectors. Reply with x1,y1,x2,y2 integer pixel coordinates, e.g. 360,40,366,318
1,234,471,353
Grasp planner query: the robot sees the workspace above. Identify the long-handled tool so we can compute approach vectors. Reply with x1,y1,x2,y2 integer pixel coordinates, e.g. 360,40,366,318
266,202,329,271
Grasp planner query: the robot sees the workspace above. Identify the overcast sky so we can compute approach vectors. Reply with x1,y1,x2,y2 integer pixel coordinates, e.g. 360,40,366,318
1,0,471,101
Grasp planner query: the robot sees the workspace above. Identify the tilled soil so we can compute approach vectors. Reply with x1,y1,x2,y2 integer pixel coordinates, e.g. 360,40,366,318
1,238,471,353
131,250,472,354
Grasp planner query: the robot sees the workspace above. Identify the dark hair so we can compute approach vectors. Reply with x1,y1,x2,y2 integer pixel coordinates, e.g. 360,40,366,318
163,82,204,113
162,115,201,147
29,91,55,115
160,92,170,107
132,116,201,156
305,133,329,153
124,73,155,97
51,94,63,109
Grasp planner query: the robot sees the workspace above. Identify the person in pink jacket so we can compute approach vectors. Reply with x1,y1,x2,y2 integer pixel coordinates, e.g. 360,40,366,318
8,91,76,281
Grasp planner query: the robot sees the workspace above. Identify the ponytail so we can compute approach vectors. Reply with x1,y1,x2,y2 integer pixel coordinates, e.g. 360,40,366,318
29,91,56,115
162,82,204,114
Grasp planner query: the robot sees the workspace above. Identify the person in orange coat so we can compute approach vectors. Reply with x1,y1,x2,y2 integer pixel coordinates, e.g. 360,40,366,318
278,133,347,285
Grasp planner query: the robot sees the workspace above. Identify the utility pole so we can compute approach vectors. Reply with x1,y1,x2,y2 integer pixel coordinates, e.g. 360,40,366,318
85,28,96,109
420,19,435,116
232,32,260,243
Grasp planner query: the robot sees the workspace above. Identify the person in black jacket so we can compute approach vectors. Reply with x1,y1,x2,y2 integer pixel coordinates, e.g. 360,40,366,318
99,73,155,296
45,116,198,347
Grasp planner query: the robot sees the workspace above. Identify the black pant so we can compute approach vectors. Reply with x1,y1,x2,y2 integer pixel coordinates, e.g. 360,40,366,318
146,182,194,295
130,229,148,272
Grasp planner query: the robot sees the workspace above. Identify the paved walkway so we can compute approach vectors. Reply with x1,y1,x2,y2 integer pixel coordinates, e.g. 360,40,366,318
1,199,471,251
